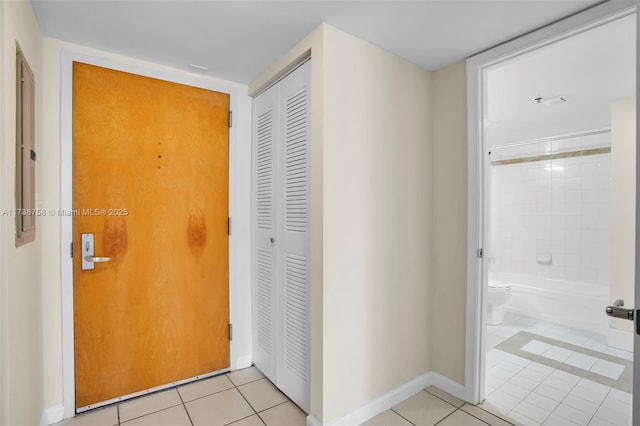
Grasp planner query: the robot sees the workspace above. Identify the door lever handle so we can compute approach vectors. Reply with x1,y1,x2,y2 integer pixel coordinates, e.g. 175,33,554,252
81,233,112,270
84,256,112,263
606,299,634,321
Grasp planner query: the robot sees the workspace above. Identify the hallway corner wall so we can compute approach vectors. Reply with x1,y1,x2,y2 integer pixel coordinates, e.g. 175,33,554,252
430,60,468,386
1,1,46,425
321,25,433,423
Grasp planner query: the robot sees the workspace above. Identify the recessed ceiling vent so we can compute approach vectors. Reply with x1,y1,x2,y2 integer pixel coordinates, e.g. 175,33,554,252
534,95,568,105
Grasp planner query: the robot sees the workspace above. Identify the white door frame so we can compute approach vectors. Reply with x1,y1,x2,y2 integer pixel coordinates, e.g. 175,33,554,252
634,9,640,421
464,1,637,404
59,49,243,418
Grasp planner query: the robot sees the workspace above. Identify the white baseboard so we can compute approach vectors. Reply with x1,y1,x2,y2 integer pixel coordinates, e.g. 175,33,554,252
428,371,467,402
40,405,64,426
235,355,253,370
306,414,322,426
325,372,432,426
310,371,466,426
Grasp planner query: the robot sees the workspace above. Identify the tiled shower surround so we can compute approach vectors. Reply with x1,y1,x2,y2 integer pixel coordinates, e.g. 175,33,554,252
490,134,611,287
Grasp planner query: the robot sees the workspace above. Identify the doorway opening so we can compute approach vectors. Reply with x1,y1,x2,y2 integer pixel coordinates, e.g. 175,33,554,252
465,3,636,425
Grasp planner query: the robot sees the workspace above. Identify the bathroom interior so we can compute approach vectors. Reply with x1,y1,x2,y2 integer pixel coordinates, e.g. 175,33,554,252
482,12,636,426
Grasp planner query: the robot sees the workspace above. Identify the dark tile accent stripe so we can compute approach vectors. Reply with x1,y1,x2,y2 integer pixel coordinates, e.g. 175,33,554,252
495,331,632,393
491,147,611,166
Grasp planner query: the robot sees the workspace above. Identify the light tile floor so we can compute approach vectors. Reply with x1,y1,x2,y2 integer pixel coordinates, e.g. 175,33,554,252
55,315,632,426
362,387,515,426
484,313,633,426
55,368,515,426
55,367,306,426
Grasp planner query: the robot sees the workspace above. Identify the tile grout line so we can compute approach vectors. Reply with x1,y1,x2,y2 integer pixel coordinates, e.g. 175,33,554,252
234,379,292,418
502,371,538,424
459,405,511,426
432,408,475,426
585,385,614,426
425,387,516,426
461,408,494,426
389,407,416,426
177,383,237,405
117,401,184,424
227,370,266,387
254,411,269,426
222,413,266,426
225,369,290,425
175,386,194,426
423,388,463,407
255,412,268,426
230,373,262,416
468,404,517,425
256,399,289,414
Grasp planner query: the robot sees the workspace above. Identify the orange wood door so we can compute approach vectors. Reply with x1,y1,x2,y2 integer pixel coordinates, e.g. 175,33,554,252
72,62,229,409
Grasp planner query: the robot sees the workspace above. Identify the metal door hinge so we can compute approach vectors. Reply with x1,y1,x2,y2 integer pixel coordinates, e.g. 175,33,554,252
70,242,74,258
477,248,483,259
229,324,233,341
229,110,233,128
228,217,231,236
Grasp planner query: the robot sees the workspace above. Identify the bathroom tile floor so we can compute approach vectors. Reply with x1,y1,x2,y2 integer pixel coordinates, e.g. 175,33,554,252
484,313,633,426
55,367,515,426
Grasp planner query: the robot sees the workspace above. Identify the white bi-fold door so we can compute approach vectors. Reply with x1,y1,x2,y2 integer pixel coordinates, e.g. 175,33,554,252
252,60,311,413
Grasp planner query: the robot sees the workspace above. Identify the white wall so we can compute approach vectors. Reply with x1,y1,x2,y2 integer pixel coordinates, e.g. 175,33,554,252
610,97,636,333
39,38,253,421
321,26,432,423
1,1,45,425
490,135,612,287
0,1,6,422
430,61,468,385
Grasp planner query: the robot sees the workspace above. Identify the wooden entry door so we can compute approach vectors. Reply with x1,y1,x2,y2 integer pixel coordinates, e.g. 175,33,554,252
72,62,229,409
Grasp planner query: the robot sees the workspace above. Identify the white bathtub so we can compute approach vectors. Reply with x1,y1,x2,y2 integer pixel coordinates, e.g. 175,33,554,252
490,275,609,333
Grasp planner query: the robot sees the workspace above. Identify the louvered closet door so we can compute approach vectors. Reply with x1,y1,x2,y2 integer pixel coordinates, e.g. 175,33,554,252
276,61,311,412
252,60,311,414
252,84,279,381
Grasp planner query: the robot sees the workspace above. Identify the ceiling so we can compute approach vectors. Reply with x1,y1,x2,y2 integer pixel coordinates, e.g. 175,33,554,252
31,0,600,85
485,12,636,146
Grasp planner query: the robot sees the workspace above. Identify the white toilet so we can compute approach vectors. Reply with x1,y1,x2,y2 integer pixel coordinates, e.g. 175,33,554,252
487,281,512,325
